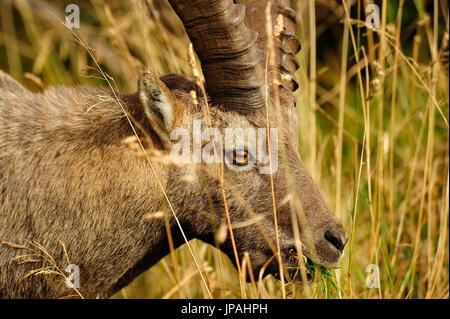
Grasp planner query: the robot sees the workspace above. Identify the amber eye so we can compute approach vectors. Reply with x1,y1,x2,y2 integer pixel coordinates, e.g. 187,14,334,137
226,149,254,167
232,150,248,165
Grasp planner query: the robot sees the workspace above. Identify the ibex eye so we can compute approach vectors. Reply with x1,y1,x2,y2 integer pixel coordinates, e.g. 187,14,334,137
226,149,255,167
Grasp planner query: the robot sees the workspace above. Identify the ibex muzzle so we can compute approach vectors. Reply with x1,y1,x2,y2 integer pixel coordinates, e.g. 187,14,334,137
0,0,346,298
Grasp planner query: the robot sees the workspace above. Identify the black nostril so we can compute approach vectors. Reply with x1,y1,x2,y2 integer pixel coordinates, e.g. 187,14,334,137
324,229,345,252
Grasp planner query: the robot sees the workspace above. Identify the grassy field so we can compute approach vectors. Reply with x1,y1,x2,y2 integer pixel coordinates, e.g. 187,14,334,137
0,0,448,299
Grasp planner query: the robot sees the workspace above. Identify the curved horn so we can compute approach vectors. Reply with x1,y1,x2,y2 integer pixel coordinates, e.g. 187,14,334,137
241,0,301,109
168,0,266,110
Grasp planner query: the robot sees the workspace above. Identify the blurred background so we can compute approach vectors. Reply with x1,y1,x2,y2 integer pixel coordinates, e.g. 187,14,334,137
0,0,448,298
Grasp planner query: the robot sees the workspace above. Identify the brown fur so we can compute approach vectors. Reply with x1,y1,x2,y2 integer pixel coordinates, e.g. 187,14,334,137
0,70,346,298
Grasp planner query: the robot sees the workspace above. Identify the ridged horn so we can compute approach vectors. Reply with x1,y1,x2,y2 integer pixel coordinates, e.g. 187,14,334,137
240,0,301,108
168,0,266,110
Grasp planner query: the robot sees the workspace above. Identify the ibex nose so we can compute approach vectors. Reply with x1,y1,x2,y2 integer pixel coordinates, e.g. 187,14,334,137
324,228,347,253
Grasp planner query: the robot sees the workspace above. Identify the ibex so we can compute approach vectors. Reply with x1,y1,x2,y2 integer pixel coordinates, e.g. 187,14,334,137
0,0,347,298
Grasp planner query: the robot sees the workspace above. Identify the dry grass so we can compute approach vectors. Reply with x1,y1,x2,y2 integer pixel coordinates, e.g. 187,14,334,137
0,0,448,299
2,240,84,298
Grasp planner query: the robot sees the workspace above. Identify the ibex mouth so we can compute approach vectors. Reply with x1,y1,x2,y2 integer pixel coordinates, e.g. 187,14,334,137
286,249,315,283
269,248,316,284
273,265,314,284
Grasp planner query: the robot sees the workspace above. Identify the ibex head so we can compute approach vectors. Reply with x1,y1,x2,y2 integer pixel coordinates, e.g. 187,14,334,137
134,0,347,280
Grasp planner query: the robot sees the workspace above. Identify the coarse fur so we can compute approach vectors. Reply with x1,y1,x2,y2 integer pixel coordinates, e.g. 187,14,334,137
0,70,346,298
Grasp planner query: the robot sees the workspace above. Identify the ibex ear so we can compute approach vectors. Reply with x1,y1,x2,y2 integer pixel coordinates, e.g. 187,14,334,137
138,71,177,147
